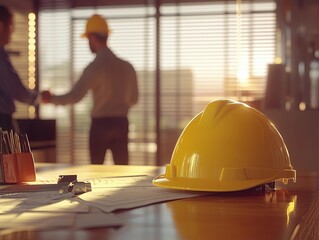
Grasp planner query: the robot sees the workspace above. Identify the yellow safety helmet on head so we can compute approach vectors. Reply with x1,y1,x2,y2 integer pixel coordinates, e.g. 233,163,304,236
81,14,110,38
153,100,296,192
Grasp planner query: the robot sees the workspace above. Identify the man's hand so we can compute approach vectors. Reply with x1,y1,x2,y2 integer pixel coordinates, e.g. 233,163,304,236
41,90,52,103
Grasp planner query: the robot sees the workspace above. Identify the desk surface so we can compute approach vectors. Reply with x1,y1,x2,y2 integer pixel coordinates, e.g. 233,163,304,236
1,163,319,240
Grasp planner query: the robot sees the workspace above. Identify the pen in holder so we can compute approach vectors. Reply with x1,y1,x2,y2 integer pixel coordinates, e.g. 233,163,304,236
0,129,36,183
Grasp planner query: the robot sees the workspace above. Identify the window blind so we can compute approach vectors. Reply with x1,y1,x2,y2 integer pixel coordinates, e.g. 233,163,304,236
38,0,73,162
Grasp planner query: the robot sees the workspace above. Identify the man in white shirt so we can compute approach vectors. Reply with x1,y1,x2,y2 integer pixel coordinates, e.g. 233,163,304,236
42,14,138,165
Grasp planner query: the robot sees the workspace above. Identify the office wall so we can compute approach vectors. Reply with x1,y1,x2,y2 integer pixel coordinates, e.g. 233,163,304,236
264,110,319,171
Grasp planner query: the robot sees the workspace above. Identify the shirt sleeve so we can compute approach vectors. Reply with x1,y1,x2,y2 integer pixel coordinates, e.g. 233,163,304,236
50,61,99,105
0,51,38,105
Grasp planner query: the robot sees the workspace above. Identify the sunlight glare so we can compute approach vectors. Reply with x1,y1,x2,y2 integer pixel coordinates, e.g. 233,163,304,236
237,56,249,88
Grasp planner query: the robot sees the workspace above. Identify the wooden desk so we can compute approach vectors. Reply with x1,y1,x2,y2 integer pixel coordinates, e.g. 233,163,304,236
1,164,319,240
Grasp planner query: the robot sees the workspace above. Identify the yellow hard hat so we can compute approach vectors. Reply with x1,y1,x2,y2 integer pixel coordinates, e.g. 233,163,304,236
81,14,110,38
153,100,296,192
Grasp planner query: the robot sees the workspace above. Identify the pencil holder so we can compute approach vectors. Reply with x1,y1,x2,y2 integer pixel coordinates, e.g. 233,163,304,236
1,152,36,183
17,152,36,182
2,154,18,183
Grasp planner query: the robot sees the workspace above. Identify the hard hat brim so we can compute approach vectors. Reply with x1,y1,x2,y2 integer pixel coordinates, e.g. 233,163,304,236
80,31,111,38
153,169,296,192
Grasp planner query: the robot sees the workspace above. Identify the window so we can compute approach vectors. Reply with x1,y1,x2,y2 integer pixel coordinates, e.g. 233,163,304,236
38,0,276,165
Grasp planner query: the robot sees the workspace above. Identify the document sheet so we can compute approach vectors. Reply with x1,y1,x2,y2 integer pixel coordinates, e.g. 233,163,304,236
79,175,208,213
0,175,207,231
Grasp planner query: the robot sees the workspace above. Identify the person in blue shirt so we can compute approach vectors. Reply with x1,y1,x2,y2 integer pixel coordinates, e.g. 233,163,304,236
0,5,38,131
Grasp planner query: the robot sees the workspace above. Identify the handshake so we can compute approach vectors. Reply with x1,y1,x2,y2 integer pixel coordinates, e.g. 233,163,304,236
40,90,53,103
